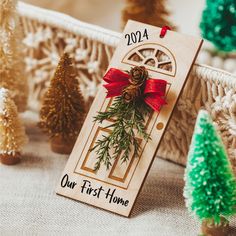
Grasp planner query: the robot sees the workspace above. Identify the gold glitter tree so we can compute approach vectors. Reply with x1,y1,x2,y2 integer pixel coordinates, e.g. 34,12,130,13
0,0,29,112
39,53,85,154
121,0,176,30
0,88,28,165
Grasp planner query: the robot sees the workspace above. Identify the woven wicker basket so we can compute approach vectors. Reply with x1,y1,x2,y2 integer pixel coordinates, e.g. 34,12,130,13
18,2,236,169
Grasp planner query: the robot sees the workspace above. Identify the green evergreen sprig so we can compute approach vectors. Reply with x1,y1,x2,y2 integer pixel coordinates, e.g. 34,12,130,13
91,96,151,171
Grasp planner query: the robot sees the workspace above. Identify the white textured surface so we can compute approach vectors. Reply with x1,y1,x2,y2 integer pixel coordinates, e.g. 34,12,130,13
18,1,121,47
1,112,236,235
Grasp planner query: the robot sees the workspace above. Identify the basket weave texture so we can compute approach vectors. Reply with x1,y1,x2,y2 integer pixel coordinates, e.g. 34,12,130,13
18,2,236,168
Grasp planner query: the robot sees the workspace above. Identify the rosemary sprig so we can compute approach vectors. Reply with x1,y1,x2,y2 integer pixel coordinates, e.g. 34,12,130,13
91,96,151,170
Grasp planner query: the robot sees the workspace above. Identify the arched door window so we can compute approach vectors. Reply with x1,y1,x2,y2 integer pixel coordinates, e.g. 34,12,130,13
122,43,176,77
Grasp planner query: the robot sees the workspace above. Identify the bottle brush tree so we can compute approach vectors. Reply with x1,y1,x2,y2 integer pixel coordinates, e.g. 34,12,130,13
0,0,29,112
0,88,28,165
184,110,236,236
39,53,85,155
121,0,176,30
200,0,236,52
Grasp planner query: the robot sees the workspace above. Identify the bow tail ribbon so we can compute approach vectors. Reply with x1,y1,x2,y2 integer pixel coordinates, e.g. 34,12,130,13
144,95,167,112
144,79,167,111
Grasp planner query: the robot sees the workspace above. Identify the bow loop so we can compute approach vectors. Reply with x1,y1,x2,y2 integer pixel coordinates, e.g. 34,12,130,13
103,68,130,98
144,79,167,96
103,68,129,83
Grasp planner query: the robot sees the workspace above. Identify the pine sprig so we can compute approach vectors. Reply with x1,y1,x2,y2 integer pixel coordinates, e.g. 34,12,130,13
91,96,151,170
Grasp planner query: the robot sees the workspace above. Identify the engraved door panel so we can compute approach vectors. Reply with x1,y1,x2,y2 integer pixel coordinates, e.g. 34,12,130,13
74,43,174,189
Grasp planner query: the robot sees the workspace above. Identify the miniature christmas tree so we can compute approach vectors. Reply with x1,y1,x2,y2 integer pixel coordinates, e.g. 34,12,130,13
0,0,29,112
184,110,236,236
200,0,236,52
121,0,176,30
39,53,85,155
0,88,28,165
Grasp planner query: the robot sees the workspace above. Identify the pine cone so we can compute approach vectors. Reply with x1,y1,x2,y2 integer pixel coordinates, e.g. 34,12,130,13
129,66,148,85
122,84,141,103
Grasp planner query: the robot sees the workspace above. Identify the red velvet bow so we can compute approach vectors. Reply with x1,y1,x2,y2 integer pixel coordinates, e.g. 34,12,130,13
103,68,167,112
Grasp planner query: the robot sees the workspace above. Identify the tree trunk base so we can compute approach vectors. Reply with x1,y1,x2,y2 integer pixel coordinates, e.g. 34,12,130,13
201,217,230,236
0,153,21,165
51,135,76,155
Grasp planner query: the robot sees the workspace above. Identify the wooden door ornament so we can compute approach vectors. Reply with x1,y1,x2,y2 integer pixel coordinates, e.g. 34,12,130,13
56,21,203,217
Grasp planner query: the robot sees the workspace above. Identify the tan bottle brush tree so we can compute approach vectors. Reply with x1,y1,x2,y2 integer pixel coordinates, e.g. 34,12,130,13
0,0,28,112
122,0,176,30
39,53,85,155
0,88,28,165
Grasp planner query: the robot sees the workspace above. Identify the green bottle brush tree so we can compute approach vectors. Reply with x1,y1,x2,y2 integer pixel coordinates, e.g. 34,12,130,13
200,0,236,52
184,110,236,236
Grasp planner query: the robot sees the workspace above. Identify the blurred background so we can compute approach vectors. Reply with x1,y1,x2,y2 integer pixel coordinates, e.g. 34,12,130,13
22,0,205,35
